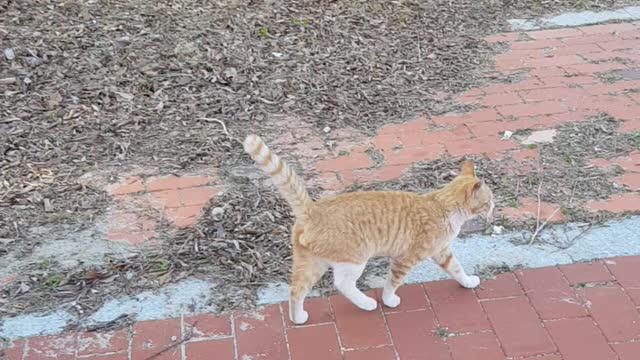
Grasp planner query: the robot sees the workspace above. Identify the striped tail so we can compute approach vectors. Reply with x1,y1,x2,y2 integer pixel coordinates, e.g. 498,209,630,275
243,134,313,217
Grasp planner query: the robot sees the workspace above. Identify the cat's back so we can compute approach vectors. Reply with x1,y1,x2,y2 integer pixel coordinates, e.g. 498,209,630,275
300,190,441,260
307,190,426,226
316,190,418,211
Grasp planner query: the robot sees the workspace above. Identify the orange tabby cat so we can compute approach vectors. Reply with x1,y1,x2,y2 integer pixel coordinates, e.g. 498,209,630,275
243,134,495,324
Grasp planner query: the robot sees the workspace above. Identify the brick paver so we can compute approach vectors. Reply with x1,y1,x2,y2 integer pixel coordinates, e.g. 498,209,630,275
3,256,640,359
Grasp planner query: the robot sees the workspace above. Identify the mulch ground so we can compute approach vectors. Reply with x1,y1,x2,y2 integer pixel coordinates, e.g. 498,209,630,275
1,0,639,321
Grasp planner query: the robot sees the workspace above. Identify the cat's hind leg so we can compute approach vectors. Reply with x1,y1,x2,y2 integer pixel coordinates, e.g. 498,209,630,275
332,262,378,311
433,247,480,289
383,255,420,308
289,249,328,325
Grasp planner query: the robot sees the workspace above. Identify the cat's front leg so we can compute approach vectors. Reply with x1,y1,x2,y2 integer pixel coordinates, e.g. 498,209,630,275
433,247,480,289
382,256,421,308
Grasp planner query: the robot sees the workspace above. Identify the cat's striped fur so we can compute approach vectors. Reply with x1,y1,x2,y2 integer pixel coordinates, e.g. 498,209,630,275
244,134,495,324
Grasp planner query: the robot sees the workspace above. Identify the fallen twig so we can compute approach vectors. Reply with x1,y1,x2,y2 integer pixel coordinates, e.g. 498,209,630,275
198,117,241,144
84,314,132,332
528,207,561,245
560,224,593,250
528,158,561,245
143,321,198,360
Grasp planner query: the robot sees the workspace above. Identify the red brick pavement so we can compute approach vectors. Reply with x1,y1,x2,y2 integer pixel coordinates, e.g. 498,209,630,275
3,257,640,360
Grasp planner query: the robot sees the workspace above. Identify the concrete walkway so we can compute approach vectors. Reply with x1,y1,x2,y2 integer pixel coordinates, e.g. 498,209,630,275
3,257,640,359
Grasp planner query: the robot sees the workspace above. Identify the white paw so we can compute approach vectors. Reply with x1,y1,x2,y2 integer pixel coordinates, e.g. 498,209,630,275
291,310,309,325
355,296,378,311
460,275,480,289
383,293,401,308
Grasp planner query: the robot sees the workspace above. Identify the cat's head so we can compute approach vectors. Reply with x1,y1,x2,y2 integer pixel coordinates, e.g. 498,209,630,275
453,160,495,220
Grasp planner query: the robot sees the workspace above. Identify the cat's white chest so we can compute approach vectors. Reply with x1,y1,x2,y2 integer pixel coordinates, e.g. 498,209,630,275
447,211,469,239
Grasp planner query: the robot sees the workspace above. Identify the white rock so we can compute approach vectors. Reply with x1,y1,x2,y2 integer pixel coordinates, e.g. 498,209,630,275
323,126,331,133
4,48,15,60
522,129,557,145
211,207,225,221
501,130,513,140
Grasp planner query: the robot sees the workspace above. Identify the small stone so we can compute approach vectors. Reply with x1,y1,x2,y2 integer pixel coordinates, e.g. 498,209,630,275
492,225,504,235
43,198,53,212
221,67,237,81
502,130,513,140
116,36,131,44
4,48,15,60
323,126,331,133
23,77,32,85
522,129,557,145
211,207,225,221
170,335,178,342
26,56,42,66
174,42,198,56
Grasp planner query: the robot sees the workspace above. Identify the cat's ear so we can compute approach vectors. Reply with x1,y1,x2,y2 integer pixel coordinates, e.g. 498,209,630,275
473,180,483,193
473,180,484,192
460,160,475,177
465,179,482,201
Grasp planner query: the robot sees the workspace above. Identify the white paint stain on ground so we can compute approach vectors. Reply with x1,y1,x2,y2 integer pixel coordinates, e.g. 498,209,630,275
509,6,640,30
77,332,115,353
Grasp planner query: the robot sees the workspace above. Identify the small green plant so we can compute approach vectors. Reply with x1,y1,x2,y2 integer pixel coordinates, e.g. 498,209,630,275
434,327,453,338
39,259,51,270
45,274,64,287
527,143,538,150
560,207,572,216
338,150,350,156
258,27,269,36
365,148,385,168
395,15,408,26
564,154,573,164
291,18,310,27
157,259,171,272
